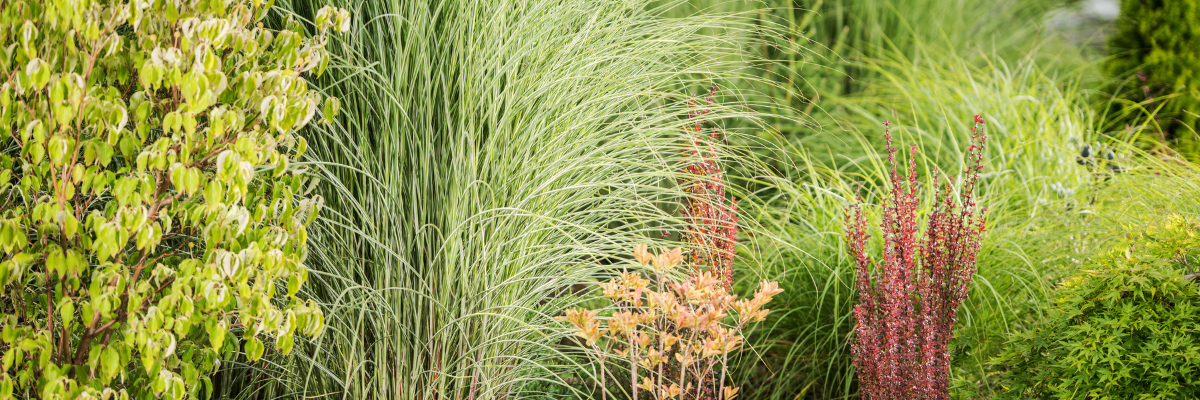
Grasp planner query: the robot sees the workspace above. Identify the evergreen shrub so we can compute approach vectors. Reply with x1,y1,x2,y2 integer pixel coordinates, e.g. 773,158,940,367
1104,0,1200,161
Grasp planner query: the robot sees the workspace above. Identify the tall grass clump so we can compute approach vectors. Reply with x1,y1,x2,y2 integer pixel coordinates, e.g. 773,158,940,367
204,1,792,399
667,0,1082,132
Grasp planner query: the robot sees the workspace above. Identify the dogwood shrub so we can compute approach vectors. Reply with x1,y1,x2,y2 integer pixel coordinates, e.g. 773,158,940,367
0,0,348,398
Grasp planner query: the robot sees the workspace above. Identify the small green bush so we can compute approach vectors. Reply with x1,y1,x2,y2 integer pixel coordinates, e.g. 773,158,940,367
994,215,1200,399
1104,0,1200,161
0,1,348,398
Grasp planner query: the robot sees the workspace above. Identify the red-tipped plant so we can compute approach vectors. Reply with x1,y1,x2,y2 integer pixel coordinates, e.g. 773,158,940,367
846,116,988,400
679,85,738,288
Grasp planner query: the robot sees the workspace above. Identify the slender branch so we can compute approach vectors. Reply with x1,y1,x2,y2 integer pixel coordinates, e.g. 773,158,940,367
630,332,638,400
718,351,728,399
44,262,55,363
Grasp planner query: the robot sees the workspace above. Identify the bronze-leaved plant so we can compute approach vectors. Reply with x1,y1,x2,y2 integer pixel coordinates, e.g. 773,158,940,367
560,245,782,400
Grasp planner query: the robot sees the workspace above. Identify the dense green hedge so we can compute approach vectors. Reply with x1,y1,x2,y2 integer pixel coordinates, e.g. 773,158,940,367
1104,0,1200,161
994,215,1200,399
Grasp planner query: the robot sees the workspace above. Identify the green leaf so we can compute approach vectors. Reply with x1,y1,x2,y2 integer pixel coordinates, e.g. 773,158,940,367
22,120,43,146
57,297,74,330
207,320,226,352
204,180,224,208
0,261,10,287
244,336,264,361
322,97,340,123
19,20,38,57
0,375,12,398
273,155,288,177
47,135,70,166
287,273,301,297
142,348,159,375
101,346,119,380
25,58,50,90
276,333,294,356
46,247,65,279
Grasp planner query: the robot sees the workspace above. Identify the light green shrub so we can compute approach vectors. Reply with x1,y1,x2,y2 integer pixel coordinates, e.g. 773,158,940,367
994,215,1200,399
0,1,347,398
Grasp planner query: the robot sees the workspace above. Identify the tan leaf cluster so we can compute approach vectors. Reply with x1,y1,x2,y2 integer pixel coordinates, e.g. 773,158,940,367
559,246,782,399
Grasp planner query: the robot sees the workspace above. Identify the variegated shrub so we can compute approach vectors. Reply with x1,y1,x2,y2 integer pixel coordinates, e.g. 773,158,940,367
0,0,348,398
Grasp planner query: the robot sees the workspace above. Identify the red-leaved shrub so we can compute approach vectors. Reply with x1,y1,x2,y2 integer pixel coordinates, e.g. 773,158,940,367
845,116,987,399
679,85,738,288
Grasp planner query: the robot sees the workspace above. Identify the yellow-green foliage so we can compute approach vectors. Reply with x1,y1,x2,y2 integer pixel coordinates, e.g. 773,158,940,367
1104,0,1200,161
0,1,349,398
994,215,1200,399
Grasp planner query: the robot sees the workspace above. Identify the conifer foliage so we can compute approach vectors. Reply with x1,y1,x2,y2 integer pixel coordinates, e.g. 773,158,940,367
1104,0,1200,160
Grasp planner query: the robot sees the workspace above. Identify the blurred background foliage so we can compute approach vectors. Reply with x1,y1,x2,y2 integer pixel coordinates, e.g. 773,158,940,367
1101,0,1200,162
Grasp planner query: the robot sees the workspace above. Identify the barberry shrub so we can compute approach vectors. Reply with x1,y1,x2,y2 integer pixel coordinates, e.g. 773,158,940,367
844,117,987,400
993,215,1200,399
679,86,738,288
559,245,782,400
0,1,348,398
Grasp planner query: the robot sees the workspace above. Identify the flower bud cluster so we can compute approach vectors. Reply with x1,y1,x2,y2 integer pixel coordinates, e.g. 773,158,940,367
559,245,782,399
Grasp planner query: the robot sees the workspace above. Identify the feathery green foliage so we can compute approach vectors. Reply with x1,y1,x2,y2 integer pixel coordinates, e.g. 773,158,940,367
994,215,1200,399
